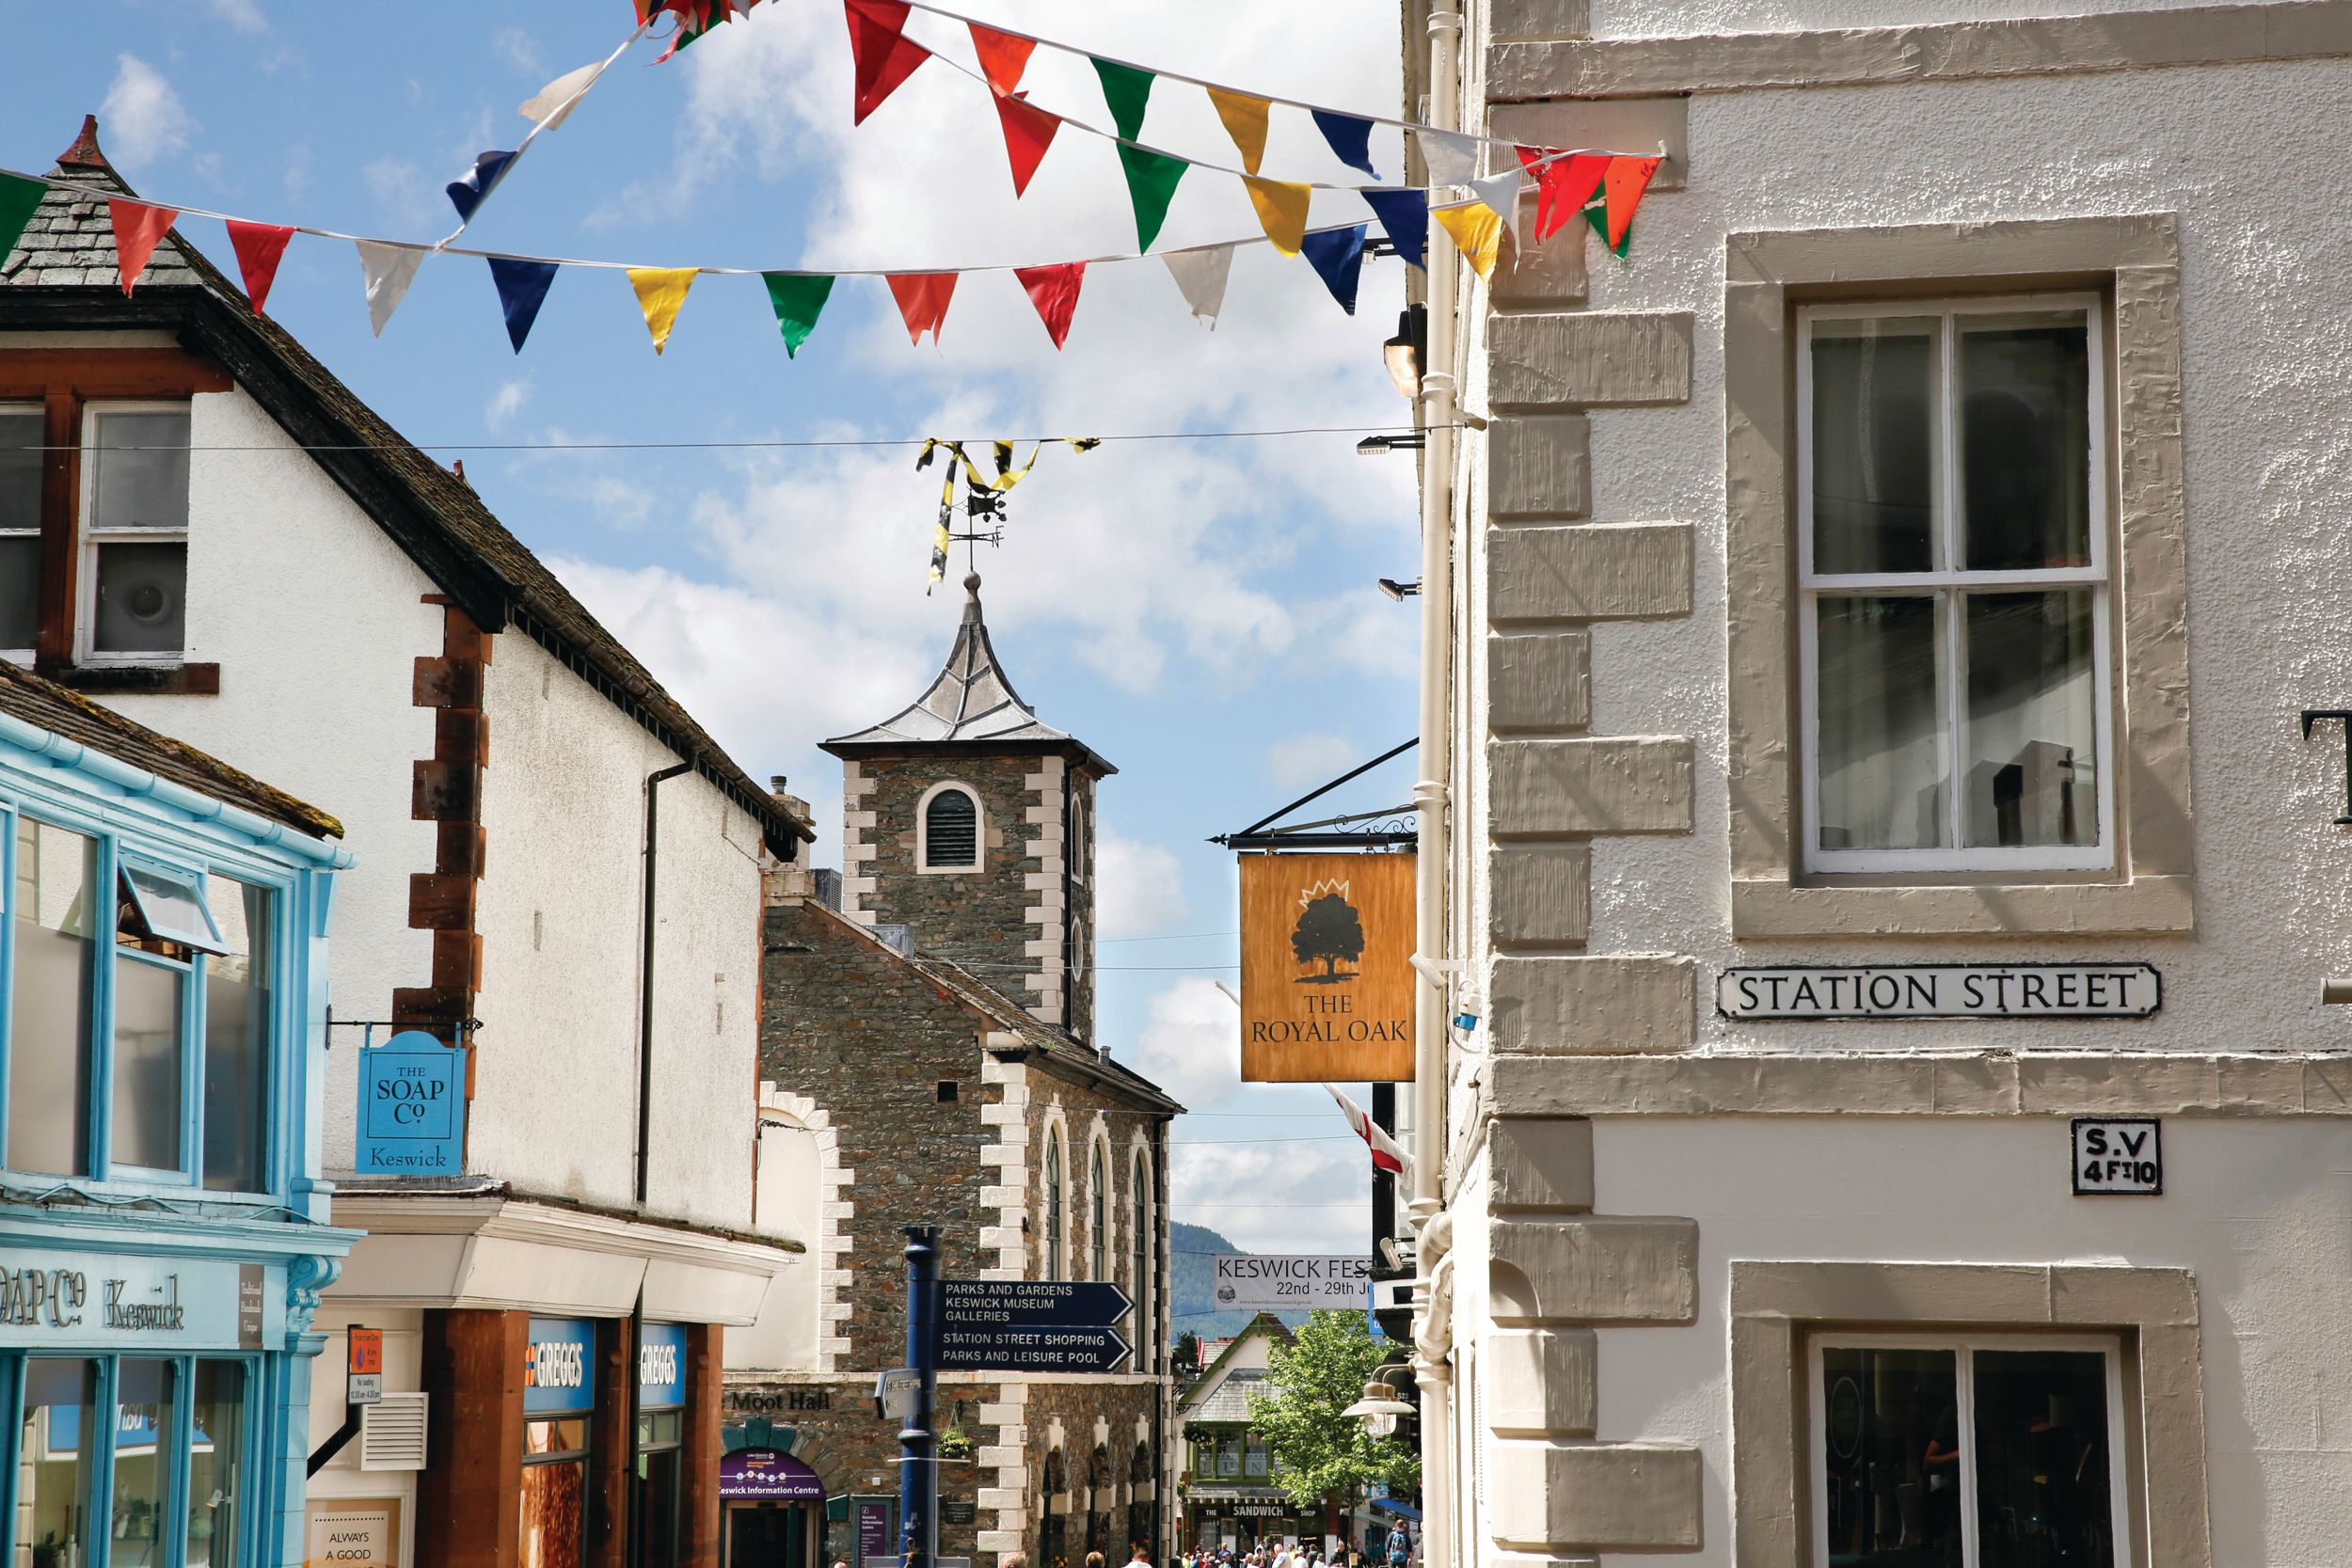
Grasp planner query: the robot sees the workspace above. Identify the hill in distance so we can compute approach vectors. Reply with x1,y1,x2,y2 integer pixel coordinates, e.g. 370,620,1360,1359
1170,1220,1309,1341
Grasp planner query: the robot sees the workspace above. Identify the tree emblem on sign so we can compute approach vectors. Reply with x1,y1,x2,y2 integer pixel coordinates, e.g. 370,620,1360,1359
1292,879,1365,984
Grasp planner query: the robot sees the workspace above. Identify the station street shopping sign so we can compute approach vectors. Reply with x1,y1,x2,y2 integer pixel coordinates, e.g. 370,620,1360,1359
355,1030,468,1176
1239,852,1414,1082
934,1279,1133,1372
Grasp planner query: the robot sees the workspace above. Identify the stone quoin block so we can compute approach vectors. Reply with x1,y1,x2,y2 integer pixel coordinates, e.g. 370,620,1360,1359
1490,736,1694,835
1489,1216,1699,1323
1489,1117,1595,1212
1490,0,1589,40
1489,417,1592,520
1494,193,1590,311
1490,311,1692,409
1489,522,1693,623
1486,1440,1703,1550
1486,1328,1597,1436
1488,632,1592,735
1489,844,1592,947
1488,955,1697,1053
1489,98,1688,191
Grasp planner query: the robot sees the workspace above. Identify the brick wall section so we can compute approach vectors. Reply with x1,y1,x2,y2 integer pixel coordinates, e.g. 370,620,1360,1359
401,598,492,1075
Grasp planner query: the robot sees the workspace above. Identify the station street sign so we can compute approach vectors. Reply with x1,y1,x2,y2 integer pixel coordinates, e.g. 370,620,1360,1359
939,1279,1131,1328
936,1323,1133,1374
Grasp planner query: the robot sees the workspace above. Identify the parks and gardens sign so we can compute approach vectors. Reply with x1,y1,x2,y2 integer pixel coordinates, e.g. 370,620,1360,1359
1238,852,1413,1082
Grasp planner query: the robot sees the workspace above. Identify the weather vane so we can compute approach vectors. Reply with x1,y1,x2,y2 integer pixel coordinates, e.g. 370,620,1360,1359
912,437,1100,591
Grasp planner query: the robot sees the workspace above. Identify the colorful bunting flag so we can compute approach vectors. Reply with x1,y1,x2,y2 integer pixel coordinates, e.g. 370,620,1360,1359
356,240,425,338
1519,149,1608,242
1114,143,1187,252
108,200,178,295
968,21,1035,95
1163,244,1233,329
1415,128,1478,188
1300,224,1366,315
1583,196,1632,259
520,62,602,131
763,273,834,356
992,90,1059,198
885,271,957,343
1360,188,1427,272
446,150,516,224
1206,87,1270,176
1604,155,1661,249
1242,177,1311,257
1470,171,1526,248
1014,261,1085,350
0,174,46,266
628,267,697,355
1093,58,1154,141
226,220,294,315
1310,110,1378,179
487,256,560,354
1432,203,1502,280
847,0,930,126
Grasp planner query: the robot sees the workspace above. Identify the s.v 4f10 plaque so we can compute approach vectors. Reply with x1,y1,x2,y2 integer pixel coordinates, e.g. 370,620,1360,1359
1239,852,1414,1082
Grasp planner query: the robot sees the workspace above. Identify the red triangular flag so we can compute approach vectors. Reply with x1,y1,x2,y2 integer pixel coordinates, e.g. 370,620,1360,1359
885,272,957,344
1604,155,1661,249
225,220,294,315
109,200,179,295
846,0,930,125
1013,262,1085,351
992,90,1059,198
968,21,1035,95
1517,148,1610,243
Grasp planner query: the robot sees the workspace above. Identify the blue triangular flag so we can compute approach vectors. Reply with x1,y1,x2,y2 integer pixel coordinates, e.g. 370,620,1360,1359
1311,110,1378,179
487,256,559,353
1360,188,1428,272
447,150,517,223
1300,224,1367,316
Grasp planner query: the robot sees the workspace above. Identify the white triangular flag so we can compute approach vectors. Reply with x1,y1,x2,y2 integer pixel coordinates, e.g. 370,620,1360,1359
356,240,425,338
1471,171,1527,247
1416,129,1478,188
520,62,602,131
1163,244,1234,329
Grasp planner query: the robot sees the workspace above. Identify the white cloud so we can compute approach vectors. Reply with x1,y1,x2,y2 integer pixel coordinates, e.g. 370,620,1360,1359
1126,978,1243,1114
1267,732,1360,790
203,0,269,34
493,28,546,77
1096,829,1186,939
101,55,195,169
485,379,532,431
362,156,433,228
1170,1129,1367,1257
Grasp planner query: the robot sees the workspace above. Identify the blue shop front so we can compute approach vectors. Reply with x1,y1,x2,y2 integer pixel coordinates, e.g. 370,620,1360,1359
0,662,358,1568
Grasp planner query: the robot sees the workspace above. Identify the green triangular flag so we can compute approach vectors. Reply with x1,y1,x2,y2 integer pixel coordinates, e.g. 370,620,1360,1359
763,273,836,358
1582,198,1631,259
0,174,48,267
1093,58,1154,141
1115,144,1187,252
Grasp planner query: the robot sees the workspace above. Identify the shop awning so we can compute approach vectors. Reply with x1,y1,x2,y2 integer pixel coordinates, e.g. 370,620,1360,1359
1370,1499,1422,1521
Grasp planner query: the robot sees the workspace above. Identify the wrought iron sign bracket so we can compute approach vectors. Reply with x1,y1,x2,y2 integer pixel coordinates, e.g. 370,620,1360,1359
1211,736,1419,851
2300,709,2352,824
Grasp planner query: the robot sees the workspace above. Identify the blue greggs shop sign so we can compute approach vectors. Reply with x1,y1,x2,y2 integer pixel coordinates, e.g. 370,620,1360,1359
526,1317,597,1415
356,1030,469,1176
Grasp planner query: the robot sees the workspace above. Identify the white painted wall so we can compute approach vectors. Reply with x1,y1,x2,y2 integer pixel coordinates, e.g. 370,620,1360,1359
734,1117,824,1370
1590,1116,2352,1567
1590,0,2245,39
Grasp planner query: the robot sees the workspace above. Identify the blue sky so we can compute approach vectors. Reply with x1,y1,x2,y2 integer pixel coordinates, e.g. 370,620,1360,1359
3,2,1420,1258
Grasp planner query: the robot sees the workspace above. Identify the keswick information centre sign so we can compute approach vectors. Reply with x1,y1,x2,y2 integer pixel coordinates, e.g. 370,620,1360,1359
1716,963,2161,1021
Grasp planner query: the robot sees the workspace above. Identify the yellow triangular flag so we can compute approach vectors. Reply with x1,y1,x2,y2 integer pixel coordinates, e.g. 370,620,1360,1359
627,267,697,355
1433,203,1503,279
1243,177,1311,257
1207,87,1271,176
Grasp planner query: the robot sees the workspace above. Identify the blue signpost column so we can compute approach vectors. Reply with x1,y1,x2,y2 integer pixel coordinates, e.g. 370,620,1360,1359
900,1226,942,1568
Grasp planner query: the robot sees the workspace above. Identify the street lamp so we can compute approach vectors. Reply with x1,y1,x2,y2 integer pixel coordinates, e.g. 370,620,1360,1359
1342,1380,1415,1439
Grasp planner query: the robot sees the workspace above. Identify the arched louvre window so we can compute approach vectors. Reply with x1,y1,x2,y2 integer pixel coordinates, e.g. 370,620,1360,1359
924,787,978,870
1043,1130,1065,1280
1090,1143,1109,1281
1132,1152,1152,1367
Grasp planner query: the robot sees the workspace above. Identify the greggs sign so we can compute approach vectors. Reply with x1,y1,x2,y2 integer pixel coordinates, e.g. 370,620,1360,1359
1238,852,1414,1082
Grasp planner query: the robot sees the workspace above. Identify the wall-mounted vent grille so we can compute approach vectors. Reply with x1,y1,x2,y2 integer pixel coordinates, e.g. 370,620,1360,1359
925,789,978,867
360,1392,430,1470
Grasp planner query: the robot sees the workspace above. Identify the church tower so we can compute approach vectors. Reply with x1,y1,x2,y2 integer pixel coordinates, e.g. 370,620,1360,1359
821,574,1112,1039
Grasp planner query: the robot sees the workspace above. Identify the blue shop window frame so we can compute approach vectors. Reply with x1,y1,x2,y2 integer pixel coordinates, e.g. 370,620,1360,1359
0,795,311,1204
0,1348,272,1568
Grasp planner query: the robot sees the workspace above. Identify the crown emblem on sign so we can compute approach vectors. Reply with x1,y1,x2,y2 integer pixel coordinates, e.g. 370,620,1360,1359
1298,878,1351,909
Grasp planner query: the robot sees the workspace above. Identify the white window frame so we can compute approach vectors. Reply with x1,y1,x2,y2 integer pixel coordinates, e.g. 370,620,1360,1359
915,779,983,875
1796,294,2116,875
0,401,42,663
1807,1330,2133,1568
75,399,193,668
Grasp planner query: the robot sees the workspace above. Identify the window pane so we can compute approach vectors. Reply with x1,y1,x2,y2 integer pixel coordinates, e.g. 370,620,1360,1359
1820,1346,1962,1568
0,535,39,650
188,1360,247,1568
116,1357,180,1560
123,862,227,953
1963,592,2099,849
20,1358,98,1562
519,1456,589,1568
1960,314,2091,571
203,879,273,1191
9,819,97,1176
1810,317,1938,575
635,1443,684,1568
113,954,187,1171
0,406,40,650
88,408,191,531
1816,596,1947,851
1971,1350,2116,1568
92,539,188,654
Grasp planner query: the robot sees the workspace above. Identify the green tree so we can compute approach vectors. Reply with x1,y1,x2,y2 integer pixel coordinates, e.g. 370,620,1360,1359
1246,1310,1419,1512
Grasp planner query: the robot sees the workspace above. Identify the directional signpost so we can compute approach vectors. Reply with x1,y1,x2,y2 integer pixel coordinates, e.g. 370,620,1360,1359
935,1280,1134,1374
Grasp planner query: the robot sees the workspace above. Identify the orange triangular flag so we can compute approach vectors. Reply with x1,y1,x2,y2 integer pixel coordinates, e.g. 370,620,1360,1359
1432,203,1502,279
968,21,1035,95
225,220,294,315
1014,262,1085,350
885,272,958,344
110,200,179,295
1604,155,1661,249
1206,87,1271,176
993,90,1059,198
1242,177,1311,257
1518,148,1608,243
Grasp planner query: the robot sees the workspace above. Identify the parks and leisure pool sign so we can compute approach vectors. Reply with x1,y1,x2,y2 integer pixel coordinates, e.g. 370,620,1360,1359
1239,852,1414,1082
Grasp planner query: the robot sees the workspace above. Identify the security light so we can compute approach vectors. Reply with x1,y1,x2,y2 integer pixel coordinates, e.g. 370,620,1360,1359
1383,306,1428,400
1376,578,1422,601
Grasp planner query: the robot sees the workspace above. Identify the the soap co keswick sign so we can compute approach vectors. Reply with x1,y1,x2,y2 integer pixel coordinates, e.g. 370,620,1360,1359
1717,963,2161,1021
0,1253,275,1350
356,1030,468,1176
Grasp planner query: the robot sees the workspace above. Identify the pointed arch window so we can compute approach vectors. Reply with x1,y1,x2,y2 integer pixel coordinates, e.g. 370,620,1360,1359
1042,1128,1066,1280
1090,1141,1109,1282
1131,1150,1152,1369
918,783,980,873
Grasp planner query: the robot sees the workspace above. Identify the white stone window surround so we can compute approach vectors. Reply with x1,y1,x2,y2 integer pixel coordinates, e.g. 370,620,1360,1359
915,777,985,875
1794,293,2117,877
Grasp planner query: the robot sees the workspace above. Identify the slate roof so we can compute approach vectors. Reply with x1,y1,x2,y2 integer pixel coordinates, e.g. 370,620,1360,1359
823,573,1115,774
0,118,811,854
0,657,341,840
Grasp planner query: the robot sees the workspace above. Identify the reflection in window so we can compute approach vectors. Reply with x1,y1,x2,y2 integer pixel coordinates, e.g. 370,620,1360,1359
635,1408,685,1568
85,406,192,657
0,404,40,649
19,1357,98,1564
203,879,273,1192
10,819,97,1177
114,1358,178,1557
112,949,186,1172
187,1360,246,1567
520,1417,591,1568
